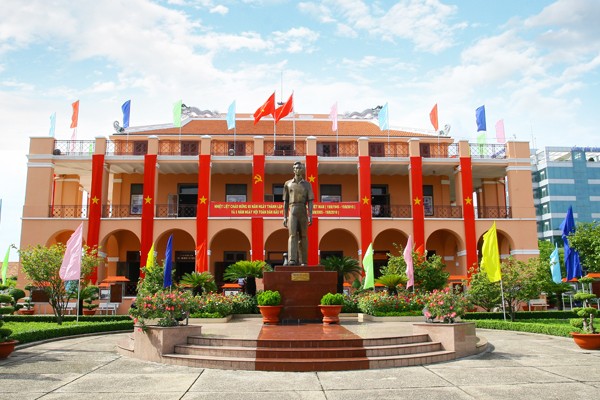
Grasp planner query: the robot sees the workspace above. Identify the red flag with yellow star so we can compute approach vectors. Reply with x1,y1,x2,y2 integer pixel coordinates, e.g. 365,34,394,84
254,93,275,124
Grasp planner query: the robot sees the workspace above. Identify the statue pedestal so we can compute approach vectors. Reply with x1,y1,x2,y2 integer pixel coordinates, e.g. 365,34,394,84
263,266,337,323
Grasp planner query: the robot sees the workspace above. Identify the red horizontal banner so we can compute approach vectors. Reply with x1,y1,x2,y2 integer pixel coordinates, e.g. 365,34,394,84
210,202,360,217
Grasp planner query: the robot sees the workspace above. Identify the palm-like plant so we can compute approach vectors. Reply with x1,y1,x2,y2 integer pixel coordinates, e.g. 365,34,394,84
179,272,217,296
375,274,407,296
322,256,362,294
223,260,272,296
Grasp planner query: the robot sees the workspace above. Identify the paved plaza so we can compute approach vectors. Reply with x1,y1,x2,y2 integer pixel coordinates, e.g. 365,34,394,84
1,322,600,399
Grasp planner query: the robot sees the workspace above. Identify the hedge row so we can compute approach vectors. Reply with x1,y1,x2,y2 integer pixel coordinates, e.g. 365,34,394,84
4,315,132,323
465,310,575,320
10,320,134,344
465,319,577,337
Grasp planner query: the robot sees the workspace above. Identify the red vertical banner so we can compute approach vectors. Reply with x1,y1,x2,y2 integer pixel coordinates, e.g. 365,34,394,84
251,217,264,261
410,156,425,250
140,154,157,278
460,157,478,275
359,156,372,258
196,154,211,272
252,154,265,202
306,155,319,264
86,154,104,283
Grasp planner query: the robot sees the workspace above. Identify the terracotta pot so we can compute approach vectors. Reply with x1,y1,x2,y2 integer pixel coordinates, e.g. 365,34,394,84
571,332,600,350
319,304,343,325
82,309,97,316
19,309,35,315
0,340,18,359
258,305,282,324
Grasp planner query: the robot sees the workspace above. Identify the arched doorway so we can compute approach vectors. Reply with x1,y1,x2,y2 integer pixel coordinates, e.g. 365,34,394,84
210,229,251,289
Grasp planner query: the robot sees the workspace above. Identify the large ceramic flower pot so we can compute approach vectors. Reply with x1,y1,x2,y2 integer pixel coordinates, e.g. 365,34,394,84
319,305,343,325
83,309,97,316
0,340,18,359
571,332,600,350
19,309,35,315
258,305,282,324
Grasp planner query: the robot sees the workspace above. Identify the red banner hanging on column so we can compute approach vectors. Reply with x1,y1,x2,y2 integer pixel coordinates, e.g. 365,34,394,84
86,154,104,283
410,156,425,250
140,154,157,278
460,157,478,275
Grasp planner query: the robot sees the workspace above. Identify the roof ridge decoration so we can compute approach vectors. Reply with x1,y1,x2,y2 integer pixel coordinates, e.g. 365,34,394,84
181,104,220,118
343,106,383,119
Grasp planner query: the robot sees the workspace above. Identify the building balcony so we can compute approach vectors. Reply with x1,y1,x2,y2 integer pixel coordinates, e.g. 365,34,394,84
426,205,463,218
371,204,411,218
476,206,512,219
49,205,88,218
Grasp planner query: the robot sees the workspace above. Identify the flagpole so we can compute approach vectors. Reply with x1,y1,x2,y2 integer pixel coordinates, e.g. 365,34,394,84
499,279,507,321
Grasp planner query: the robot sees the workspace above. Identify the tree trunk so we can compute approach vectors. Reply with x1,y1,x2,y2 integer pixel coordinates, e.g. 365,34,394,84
337,273,344,294
246,276,257,297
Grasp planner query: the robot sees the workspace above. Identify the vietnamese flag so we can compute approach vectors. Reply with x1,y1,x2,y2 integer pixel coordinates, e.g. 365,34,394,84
429,103,438,131
274,93,293,123
70,100,80,128
254,93,275,124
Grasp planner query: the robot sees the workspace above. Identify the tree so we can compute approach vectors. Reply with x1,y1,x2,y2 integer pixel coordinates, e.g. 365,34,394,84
534,240,572,309
223,260,271,296
569,221,600,273
385,245,449,292
19,244,101,324
179,271,217,296
322,256,362,294
464,267,501,311
498,257,544,321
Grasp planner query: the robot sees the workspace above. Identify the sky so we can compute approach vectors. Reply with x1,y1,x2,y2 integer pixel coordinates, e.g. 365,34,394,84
1,0,599,260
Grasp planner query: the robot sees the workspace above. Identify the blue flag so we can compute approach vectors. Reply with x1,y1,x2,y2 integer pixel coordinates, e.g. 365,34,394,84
550,244,562,284
560,206,582,281
476,105,486,132
121,100,131,129
378,103,389,131
227,100,236,130
163,234,174,288
49,112,56,137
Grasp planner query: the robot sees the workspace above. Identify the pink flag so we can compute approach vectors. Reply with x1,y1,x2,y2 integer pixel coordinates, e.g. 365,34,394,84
329,102,338,131
59,223,83,281
495,119,505,143
404,235,414,289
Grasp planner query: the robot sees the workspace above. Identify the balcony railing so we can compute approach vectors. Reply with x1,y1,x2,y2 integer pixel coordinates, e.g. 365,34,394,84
469,143,506,159
425,205,463,218
211,140,254,156
265,141,306,156
372,205,412,218
476,206,512,219
426,143,459,158
159,140,199,156
53,140,95,156
102,205,140,218
155,204,197,218
106,140,148,156
49,205,88,218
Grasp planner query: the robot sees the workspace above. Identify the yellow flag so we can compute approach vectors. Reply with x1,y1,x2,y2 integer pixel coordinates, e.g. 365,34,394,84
145,243,155,271
481,222,501,282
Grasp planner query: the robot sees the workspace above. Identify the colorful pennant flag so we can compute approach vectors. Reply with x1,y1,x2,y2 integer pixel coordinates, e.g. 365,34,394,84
121,100,131,129
226,100,236,130
1,247,9,284
49,112,56,137
329,102,338,131
254,93,275,125
481,221,501,282
59,223,83,281
173,100,182,128
495,119,505,143
560,206,582,280
404,235,414,289
475,105,486,132
429,104,438,131
362,243,374,289
274,93,293,123
70,100,79,129
378,103,389,131
164,235,174,288
145,242,155,271
550,244,562,284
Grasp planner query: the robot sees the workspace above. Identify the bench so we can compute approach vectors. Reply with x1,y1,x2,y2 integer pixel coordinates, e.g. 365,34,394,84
98,303,119,315
528,298,548,311
64,302,78,314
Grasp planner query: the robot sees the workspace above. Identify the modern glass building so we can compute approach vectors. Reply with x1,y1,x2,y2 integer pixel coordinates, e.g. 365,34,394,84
532,146,600,243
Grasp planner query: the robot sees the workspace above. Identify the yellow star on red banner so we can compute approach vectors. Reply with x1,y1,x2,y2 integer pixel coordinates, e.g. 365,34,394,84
199,196,207,204
91,196,99,204
362,196,370,205
308,175,315,183
413,197,422,205
464,197,472,205
144,196,152,204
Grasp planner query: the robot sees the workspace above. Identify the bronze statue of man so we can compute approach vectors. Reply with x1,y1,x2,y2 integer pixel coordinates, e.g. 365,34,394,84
283,161,314,265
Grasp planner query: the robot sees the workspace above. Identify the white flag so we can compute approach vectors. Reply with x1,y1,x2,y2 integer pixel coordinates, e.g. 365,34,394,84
59,223,83,281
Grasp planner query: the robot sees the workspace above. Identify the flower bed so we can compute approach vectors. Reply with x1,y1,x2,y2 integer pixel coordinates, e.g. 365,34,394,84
357,291,424,316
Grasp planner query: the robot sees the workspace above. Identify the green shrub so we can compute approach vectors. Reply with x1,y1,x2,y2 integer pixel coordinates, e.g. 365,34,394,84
189,312,224,319
465,311,576,320
6,320,134,344
193,293,234,317
357,291,424,316
230,293,258,314
465,319,577,337
257,290,281,306
342,295,360,313
320,293,344,305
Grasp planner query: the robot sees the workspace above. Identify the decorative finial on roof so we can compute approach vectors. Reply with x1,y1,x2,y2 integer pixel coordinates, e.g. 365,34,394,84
343,106,382,119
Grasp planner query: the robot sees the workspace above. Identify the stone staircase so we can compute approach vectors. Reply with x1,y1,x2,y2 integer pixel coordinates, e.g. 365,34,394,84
160,333,455,371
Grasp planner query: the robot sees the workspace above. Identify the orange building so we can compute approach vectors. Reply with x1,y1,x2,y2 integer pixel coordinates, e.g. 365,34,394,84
19,111,538,301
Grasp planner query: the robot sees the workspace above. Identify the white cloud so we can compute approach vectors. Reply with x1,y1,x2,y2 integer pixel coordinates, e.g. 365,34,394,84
272,27,320,54
210,5,228,14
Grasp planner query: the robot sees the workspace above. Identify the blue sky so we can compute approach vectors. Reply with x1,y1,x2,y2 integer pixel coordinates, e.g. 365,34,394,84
1,0,599,260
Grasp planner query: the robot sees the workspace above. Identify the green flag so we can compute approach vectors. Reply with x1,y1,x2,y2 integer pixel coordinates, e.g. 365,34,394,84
1,247,9,284
362,243,374,289
173,100,182,128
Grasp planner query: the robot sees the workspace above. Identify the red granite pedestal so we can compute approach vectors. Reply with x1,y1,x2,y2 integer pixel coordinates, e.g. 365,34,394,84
262,266,337,322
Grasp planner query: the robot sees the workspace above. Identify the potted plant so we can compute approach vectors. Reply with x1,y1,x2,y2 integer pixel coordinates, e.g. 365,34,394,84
0,293,18,359
319,292,344,325
19,296,35,315
256,290,282,324
570,276,600,350
81,285,100,316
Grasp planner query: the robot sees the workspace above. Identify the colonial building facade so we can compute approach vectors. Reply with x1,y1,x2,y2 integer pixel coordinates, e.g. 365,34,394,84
20,112,538,299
